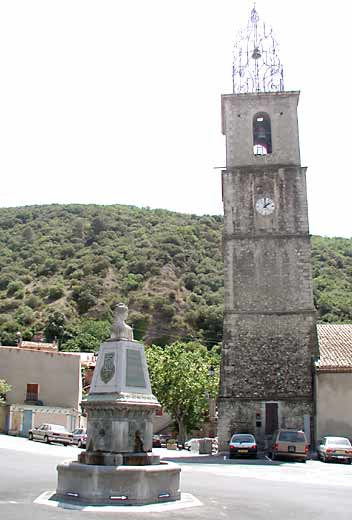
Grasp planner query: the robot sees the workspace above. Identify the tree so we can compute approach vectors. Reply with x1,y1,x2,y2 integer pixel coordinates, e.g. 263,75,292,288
44,310,67,343
61,332,100,353
61,319,110,353
146,342,219,443
0,379,12,402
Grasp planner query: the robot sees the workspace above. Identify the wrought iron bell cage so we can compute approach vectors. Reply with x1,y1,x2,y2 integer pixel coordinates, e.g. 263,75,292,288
232,5,284,94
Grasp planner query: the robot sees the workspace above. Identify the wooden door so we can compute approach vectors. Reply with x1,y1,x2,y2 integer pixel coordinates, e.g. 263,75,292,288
265,402,278,435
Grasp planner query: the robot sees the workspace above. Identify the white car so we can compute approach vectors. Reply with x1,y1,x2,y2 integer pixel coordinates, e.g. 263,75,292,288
184,438,200,451
317,436,352,463
28,423,73,446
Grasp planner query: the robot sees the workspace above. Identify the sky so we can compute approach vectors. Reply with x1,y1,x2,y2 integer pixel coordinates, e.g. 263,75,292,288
0,0,351,238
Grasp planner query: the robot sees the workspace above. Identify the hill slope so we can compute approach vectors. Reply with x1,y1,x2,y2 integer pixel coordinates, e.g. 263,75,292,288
0,204,350,348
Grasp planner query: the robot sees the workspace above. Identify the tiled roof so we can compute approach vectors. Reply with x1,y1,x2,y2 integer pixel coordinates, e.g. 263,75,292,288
317,324,352,371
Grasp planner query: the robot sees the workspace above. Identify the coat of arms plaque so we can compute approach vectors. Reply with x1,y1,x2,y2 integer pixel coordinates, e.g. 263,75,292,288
100,352,115,384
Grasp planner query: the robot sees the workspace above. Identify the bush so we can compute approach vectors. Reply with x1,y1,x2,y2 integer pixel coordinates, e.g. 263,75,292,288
7,280,25,297
91,258,110,274
75,291,98,315
47,285,64,301
25,295,41,309
0,274,14,291
16,306,35,326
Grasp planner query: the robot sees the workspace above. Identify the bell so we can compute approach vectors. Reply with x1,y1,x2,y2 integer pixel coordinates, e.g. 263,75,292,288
255,126,266,139
252,47,261,60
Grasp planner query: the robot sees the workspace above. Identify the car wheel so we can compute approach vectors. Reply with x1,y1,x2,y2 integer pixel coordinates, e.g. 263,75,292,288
78,440,83,448
63,443,68,447
322,454,327,463
28,432,33,441
44,435,50,444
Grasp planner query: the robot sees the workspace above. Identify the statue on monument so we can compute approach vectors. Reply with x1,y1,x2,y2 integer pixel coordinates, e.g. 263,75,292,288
110,302,134,341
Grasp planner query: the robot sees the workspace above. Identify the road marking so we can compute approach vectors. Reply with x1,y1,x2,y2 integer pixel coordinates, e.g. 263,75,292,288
265,455,273,462
34,491,203,512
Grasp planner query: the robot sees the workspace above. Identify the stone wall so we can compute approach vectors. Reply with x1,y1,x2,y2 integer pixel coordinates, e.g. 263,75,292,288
220,314,317,399
218,398,313,451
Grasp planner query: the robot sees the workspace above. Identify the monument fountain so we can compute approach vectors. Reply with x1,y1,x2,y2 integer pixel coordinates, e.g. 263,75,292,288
54,303,181,506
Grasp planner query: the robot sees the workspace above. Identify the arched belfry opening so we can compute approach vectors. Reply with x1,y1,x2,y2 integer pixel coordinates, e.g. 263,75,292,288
253,112,272,155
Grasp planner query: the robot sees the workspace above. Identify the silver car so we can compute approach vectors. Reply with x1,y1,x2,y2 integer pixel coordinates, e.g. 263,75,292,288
28,423,73,446
317,436,352,463
71,427,87,448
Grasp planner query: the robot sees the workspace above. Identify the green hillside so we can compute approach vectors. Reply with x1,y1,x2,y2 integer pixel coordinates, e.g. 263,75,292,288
0,204,350,350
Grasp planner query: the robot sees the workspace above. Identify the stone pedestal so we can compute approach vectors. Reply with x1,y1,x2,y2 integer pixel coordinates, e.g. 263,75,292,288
55,460,181,506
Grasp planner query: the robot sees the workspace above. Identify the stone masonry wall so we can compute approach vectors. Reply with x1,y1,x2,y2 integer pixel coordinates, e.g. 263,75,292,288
217,399,313,451
220,313,317,399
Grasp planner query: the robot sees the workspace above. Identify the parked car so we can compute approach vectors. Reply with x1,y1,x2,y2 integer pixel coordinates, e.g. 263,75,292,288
270,429,309,462
184,437,217,452
184,438,200,451
28,423,73,446
71,428,87,448
317,436,352,464
229,433,257,459
159,434,171,448
152,435,162,448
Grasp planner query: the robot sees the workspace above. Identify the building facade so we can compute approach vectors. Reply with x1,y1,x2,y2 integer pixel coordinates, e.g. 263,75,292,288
0,344,82,435
315,324,352,441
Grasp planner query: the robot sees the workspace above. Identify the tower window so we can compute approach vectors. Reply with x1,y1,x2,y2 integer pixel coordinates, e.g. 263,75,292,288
253,112,272,155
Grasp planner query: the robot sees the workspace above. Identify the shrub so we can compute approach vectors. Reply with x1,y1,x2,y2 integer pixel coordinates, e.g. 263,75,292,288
25,295,41,309
0,274,14,291
47,285,64,301
7,280,25,297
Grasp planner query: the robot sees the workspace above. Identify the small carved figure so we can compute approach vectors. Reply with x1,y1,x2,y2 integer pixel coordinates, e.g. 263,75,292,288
134,430,144,453
110,303,134,341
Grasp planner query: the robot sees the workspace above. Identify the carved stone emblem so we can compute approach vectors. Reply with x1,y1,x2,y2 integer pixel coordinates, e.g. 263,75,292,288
100,352,115,384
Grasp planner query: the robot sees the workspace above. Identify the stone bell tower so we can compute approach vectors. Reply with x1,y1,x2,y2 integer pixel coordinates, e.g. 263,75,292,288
217,6,318,450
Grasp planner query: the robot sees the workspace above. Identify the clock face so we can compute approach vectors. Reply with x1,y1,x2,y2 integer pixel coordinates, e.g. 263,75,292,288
255,197,275,216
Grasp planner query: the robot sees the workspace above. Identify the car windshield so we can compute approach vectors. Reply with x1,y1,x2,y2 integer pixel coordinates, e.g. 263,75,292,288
278,431,305,442
231,435,255,443
326,437,351,446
